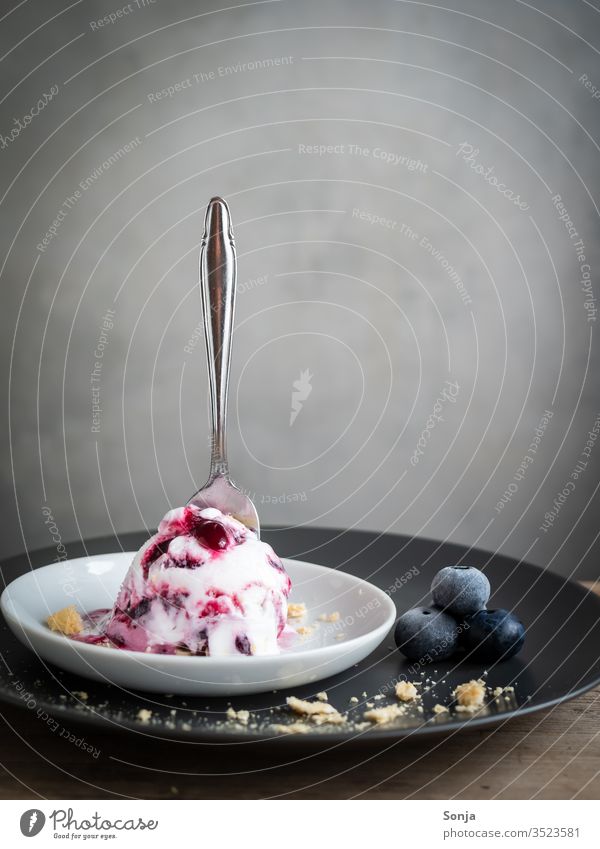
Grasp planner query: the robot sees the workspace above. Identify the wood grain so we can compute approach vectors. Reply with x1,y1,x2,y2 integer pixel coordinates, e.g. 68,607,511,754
1,585,599,800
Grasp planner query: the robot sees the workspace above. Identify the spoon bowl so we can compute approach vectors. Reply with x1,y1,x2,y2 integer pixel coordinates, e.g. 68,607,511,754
189,474,260,536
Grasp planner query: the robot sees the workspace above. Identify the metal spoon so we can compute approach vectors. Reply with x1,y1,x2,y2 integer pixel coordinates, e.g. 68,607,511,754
187,197,260,537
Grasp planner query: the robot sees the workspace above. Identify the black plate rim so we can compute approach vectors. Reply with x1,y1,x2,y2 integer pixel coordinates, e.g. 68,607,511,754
1,671,600,748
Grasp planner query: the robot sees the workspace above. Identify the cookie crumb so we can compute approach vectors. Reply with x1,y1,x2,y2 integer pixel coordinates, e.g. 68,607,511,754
287,602,307,619
364,704,405,724
315,691,328,702
296,625,315,637
287,696,336,716
454,679,486,712
226,707,250,725
349,696,359,704
73,690,88,701
312,712,346,726
137,708,152,723
47,605,83,636
318,611,340,622
395,681,418,702
433,703,448,714
271,722,311,735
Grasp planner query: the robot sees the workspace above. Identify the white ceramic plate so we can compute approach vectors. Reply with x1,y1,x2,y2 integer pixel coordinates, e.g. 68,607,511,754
0,552,396,695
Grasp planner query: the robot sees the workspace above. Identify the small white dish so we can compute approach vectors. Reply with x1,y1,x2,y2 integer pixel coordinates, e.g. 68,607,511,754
0,553,396,695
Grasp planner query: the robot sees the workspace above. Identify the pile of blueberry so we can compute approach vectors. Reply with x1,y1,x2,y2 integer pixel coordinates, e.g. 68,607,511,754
394,565,525,664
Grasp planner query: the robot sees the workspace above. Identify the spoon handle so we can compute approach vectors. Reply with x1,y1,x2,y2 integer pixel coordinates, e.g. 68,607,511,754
200,197,237,479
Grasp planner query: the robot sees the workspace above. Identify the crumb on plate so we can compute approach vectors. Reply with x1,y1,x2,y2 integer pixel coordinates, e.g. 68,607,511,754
287,602,307,619
395,681,418,702
312,712,346,726
47,605,83,636
454,679,486,712
363,704,406,724
318,611,340,622
226,707,250,725
271,722,311,735
287,696,336,716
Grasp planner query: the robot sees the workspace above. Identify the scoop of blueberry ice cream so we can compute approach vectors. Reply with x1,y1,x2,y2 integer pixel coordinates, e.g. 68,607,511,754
102,506,291,656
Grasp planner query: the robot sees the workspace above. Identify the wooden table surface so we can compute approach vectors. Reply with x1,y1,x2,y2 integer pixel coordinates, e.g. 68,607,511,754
1,584,599,800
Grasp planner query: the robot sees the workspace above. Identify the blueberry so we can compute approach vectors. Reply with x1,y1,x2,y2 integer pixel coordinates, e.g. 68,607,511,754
235,635,252,655
394,606,459,662
127,598,150,620
463,609,525,662
431,565,490,616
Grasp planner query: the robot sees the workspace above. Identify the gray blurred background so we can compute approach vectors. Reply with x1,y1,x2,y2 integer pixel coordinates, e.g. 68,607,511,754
1,0,599,577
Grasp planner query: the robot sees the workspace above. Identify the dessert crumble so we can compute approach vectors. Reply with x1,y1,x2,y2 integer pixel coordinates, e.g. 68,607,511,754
454,679,486,712
363,704,406,724
226,707,250,725
47,605,83,636
137,708,152,723
312,712,346,726
286,696,337,716
395,681,418,702
287,602,307,619
271,722,311,735
318,611,340,622
315,691,328,701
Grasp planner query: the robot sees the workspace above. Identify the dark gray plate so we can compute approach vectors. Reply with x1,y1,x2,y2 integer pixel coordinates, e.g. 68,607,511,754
1,527,599,747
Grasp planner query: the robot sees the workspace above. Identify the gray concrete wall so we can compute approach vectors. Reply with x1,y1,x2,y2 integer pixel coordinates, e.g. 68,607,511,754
1,0,599,577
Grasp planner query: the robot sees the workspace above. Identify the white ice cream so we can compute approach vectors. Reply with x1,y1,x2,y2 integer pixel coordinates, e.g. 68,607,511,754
101,506,291,656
